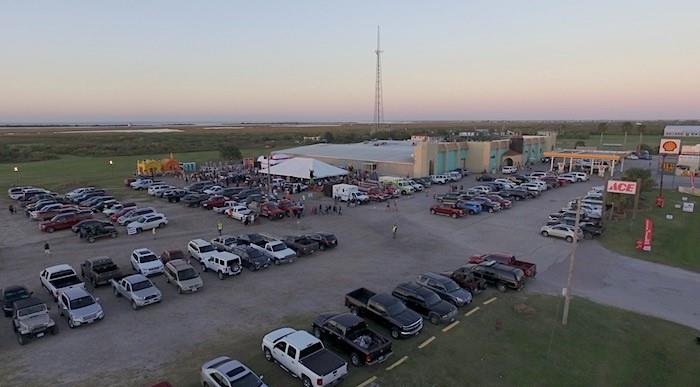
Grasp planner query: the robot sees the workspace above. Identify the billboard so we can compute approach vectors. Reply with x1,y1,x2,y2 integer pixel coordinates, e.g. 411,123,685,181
659,139,681,155
606,180,638,195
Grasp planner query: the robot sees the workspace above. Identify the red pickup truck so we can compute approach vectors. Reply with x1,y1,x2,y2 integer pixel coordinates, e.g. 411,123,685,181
430,205,466,218
258,203,285,219
202,195,228,210
468,253,537,277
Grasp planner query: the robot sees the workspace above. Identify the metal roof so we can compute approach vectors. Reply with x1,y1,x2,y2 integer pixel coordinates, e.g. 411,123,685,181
276,141,415,164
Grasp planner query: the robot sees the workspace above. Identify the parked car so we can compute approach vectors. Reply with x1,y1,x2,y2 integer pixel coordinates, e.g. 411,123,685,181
40,264,85,301
547,217,605,239
117,207,156,225
57,287,104,328
312,312,393,366
258,202,286,219
540,224,583,243
80,257,123,287
344,288,423,339
262,328,348,387
226,205,252,221
211,235,246,252
460,262,526,292
184,181,214,192
130,248,165,276
430,175,449,184
501,166,518,174
164,259,203,294
392,282,457,325
2,286,32,317
439,269,487,295
40,211,93,233
188,239,242,279
127,213,168,233
476,174,495,182
248,238,297,264
130,178,155,190
110,274,162,310
103,202,136,216
202,195,228,210
470,197,501,213
430,204,466,218
305,232,338,250
203,185,225,195
182,193,209,207
502,188,530,201
12,297,58,345
213,200,242,214
228,245,272,271
163,189,189,202
201,357,268,387
159,249,187,264
80,222,118,243
284,235,320,256
485,194,512,209
415,272,472,307
468,253,537,277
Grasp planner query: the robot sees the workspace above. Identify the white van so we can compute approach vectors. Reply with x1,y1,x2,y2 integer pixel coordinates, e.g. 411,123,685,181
501,166,518,174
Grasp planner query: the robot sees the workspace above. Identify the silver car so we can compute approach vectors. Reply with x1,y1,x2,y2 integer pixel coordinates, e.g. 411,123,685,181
201,356,267,387
58,287,104,328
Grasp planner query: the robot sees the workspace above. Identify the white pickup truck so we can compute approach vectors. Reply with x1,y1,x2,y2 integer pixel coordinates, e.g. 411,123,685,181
248,236,297,265
40,264,86,301
110,274,162,310
262,328,348,387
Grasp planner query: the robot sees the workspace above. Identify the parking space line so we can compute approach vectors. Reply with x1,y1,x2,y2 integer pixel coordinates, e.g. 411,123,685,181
465,306,480,317
418,335,436,349
442,320,460,332
356,376,378,387
483,297,498,305
385,355,408,371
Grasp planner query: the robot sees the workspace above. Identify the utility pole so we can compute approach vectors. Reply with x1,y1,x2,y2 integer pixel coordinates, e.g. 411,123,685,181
562,198,581,326
371,25,384,135
267,152,272,195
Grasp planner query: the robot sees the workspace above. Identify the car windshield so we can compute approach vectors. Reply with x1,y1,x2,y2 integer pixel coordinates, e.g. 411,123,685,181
139,254,158,263
271,243,286,252
443,280,460,292
132,280,152,291
386,299,407,315
199,244,215,253
230,371,263,387
424,292,441,306
135,216,146,223
69,295,95,309
5,288,30,302
18,304,46,317
178,268,198,280
299,342,324,359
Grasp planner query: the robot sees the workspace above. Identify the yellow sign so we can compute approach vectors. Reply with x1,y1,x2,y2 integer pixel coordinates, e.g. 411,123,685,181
659,139,681,155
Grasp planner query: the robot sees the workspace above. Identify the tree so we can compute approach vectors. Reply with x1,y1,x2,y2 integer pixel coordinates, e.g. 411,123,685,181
596,122,608,134
622,168,655,192
218,144,242,160
621,121,633,133
323,131,335,143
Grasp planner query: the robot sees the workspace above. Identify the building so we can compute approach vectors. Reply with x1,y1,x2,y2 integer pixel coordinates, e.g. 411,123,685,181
663,125,700,137
275,133,556,177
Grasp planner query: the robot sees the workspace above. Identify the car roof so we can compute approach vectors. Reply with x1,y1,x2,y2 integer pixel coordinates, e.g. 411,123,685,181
134,248,155,256
44,264,74,273
13,296,45,309
284,330,318,348
3,285,28,294
61,286,90,299
191,238,210,246
167,259,193,270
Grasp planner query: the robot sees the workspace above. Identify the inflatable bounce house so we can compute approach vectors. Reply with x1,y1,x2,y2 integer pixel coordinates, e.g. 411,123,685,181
137,153,183,176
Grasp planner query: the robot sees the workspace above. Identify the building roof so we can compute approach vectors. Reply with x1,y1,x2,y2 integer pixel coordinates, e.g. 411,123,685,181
267,157,348,179
276,141,415,164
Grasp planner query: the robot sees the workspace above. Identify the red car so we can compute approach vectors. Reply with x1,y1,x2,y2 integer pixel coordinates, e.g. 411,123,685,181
468,253,537,277
430,205,465,218
202,195,228,210
540,176,561,188
258,203,286,219
40,211,93,233
31,205,78,221
159,249,187,264
486,194,512,209
278,199,302,216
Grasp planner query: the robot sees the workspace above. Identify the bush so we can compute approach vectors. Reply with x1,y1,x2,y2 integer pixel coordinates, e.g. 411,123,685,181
218,144,242,160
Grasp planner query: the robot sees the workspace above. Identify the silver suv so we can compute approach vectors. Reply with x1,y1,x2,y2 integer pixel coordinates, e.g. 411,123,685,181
164,259,204,294
12,297,58,345
58,287,104,328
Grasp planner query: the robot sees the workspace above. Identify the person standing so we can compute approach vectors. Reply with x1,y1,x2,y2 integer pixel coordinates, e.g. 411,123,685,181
392,224,398,239
152,227,157,240
217,222,223,236
8,204,15,215
44,242,51,256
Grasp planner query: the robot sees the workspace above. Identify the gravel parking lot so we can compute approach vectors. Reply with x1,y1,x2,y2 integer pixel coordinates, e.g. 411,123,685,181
1,173,699,387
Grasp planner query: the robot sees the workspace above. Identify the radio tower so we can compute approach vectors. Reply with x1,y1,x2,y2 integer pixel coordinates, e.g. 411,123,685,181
372,25,384,135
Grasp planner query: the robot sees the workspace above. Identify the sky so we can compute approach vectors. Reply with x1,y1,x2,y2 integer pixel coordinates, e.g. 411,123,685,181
1,0,699,123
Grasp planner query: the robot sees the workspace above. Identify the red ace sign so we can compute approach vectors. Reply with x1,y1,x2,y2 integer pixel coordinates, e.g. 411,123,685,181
606,180,638,195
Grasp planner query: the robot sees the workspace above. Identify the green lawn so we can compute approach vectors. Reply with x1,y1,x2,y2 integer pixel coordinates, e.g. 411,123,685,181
557,133,700,151
601,190,700,272
128,294,700,387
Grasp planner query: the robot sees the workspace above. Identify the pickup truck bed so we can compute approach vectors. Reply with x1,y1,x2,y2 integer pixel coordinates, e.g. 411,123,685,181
51,275,83,290
468,254,537,277
301,350,346,377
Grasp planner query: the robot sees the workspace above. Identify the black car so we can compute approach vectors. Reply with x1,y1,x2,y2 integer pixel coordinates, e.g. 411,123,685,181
184,181,214,193
312,312,393,367
306,232,338,250
463,262,525,292
229,245,272,271
501,188,529,201
182,193,208,207
344,288,424,339
476,174,495,182
471,197,501,213
233,187,262,201
163,189,189,202
72,219,111,233
416,272,473,307
391,282,457,325
2,286,32,317
221,187,246,198
80,223,118,243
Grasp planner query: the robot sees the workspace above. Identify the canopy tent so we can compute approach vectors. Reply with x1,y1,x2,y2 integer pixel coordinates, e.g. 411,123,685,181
267,157,348,179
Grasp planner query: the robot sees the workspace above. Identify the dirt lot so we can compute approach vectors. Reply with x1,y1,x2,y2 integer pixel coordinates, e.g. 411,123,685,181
0,174,697,386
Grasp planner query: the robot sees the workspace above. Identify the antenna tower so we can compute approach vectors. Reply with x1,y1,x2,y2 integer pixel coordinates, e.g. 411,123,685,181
372,25,384,135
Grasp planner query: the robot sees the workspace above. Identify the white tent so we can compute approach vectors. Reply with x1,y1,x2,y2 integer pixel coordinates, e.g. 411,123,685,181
267,157,348,179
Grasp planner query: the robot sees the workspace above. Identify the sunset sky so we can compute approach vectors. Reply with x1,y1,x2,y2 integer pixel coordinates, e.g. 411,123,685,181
1,0,699,123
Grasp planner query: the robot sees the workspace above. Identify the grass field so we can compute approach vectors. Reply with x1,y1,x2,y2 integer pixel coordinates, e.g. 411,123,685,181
135,293,700,387
557,133,700,151
601,190,700,272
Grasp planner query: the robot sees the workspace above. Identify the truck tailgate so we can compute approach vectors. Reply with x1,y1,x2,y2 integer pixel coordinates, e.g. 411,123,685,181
515,261,537,277
300,350,347,381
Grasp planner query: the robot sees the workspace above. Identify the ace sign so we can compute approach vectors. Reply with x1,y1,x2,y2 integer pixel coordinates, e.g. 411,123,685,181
607,180,638,195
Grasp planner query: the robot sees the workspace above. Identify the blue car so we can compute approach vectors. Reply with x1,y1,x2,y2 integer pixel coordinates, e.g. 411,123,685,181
456,200,482,215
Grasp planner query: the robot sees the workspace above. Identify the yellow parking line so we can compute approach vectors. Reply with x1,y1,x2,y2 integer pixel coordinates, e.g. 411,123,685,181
465,306,480,317
483,297,498,305
356,376,378,387
385,355,408,371
418,336,436,349
442,320,460,332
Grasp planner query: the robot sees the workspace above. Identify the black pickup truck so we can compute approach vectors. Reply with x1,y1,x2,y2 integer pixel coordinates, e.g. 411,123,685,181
344,288,423,339
284,235,320,256
80,257,122,287
312,312,393,367
460,262,525,292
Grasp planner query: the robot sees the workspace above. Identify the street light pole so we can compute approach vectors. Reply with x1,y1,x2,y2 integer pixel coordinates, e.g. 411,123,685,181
13,166,20,185
562,198,581,326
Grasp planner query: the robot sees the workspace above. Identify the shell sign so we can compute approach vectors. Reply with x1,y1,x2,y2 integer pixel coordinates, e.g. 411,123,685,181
659,139,681,155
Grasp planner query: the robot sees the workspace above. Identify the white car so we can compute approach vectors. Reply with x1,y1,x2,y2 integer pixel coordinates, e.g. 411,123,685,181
501,166,518,174
130,179,155,190
472,185,491,194
540,224,583,243
408,181,424,192
64,187,94,201
530,180,548,191
203,185,224,195
8,186,35,200
130,248,165,276
103,203,136,216
518,183,542,194
201,357,268,387
213,200,241,214
199,251,242,280
527,171,548,179
447,171,463,181
558,173,578,183
494,178,516,187
431,175,448,184
589,185,604,193
127,213,168,233
568,172,589,182
148,184,173,196
226,205,252,220
626,154,639,160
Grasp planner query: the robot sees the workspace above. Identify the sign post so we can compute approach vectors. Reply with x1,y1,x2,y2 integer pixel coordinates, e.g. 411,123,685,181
632,178,642,219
